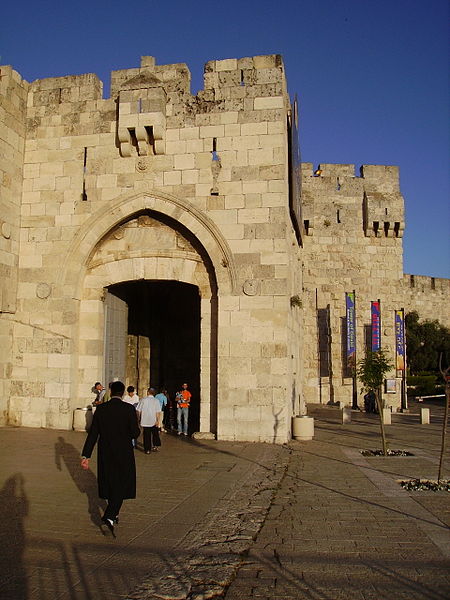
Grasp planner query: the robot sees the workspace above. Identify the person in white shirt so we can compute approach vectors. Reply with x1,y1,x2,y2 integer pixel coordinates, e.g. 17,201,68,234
123,385,139,407
136,388,161,454
123,385,139,447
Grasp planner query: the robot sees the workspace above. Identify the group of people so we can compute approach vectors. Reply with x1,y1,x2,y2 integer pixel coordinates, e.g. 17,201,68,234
81,380,192,535
92,381,191,439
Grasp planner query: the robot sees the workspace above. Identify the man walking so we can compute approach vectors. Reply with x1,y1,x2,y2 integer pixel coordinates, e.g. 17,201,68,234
176,382,191,436
136,388,162,453
81,380,140,536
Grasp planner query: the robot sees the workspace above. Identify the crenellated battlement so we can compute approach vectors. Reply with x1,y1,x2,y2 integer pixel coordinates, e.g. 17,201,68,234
28,73,103,106
404,274,450,293
301,162,404,238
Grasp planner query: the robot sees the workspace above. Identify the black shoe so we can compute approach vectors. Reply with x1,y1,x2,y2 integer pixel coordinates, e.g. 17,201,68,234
101,516,116,537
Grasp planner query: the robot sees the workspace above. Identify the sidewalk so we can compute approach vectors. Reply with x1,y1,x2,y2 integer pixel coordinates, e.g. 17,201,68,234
0,425,287,600
225,399,450,600
0,398,448,600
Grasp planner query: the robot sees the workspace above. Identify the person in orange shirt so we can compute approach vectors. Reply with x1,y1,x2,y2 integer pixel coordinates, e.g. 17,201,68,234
176,382,191,436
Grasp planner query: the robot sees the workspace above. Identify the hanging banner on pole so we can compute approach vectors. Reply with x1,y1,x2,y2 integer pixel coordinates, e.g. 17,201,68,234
395,309,405,371
371,301,381,352
345,292,356,370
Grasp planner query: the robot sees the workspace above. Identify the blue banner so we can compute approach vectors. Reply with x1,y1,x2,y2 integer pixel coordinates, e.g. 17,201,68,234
371,301,381,352
346,292,356,369
395,310,405,371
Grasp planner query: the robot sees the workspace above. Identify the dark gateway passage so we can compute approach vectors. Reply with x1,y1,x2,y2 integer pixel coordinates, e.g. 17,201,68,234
108,280,201,434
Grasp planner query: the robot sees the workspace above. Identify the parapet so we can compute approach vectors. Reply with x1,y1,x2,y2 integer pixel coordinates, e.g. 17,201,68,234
110,56,191,98
203,54,286,99
28,72,103,106
301,163,405,238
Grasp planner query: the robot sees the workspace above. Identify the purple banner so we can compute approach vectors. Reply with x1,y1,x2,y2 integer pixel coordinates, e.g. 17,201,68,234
346,292,356,369
371,301,381,352
395,310,405,371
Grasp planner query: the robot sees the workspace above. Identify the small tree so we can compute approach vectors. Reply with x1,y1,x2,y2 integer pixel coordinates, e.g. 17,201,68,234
357,349,393,456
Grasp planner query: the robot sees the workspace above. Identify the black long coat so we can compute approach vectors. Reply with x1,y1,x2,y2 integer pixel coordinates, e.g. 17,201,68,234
81,397,140,500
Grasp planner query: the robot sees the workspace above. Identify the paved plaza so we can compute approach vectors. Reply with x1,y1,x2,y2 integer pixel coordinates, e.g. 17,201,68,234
0,398,448,600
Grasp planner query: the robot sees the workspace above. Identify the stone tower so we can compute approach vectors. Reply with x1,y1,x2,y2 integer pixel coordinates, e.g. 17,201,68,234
0,55,448,440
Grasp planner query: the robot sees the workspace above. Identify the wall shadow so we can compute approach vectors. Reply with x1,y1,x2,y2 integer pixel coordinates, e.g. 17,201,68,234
0,473,28,599
54,436,106,531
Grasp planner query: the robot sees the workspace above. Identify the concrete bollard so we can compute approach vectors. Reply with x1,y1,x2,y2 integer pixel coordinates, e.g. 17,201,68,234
382,408,392,425
292,416,314,441
420,407,430,425
73,407,93,432
342,407,352,424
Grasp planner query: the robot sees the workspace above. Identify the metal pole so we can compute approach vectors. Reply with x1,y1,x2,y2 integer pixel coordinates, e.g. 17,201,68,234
401,308,408,411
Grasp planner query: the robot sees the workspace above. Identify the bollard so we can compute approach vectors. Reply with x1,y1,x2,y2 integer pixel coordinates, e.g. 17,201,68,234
420,407,430,425
73,407,93,432
292,416,314,441
342,407,352,424
382,408,392,425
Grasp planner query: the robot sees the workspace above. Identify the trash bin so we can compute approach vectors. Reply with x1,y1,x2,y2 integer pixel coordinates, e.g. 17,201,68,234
292,415,314,441
73,407,93,432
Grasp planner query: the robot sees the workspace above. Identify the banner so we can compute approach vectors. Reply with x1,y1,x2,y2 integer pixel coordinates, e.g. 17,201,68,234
371,301,381,352
345,292,356,369
395,309,405,371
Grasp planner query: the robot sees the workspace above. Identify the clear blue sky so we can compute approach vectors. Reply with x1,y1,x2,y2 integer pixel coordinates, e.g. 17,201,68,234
2,0,448,278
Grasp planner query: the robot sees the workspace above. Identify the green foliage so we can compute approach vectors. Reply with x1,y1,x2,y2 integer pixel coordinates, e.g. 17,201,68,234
406,311,450,375
357,348,393,456
407,374,441,397
357,348,393,392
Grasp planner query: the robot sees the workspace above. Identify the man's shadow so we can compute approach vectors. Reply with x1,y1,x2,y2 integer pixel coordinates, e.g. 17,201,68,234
54,436,106,533
0,473,29,599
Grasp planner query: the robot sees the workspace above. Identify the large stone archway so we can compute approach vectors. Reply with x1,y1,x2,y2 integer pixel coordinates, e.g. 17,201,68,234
58,190,236,299
60,196,230,432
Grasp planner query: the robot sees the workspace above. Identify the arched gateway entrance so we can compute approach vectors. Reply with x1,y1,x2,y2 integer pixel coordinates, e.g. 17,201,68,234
105,280,201,434
61,192,235,437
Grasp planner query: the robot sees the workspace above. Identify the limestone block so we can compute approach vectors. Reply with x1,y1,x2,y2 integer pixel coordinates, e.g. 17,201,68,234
219,325,247,343
242,181,268,195
248,148,274,165
215,58,238,72
183,139,202,154
254,96,284,110
179,127,200,140
241,122,268,136
237,208,269,223
206,209,236,225
232,136,259,151
178,170,198,185
199,125,224,139
213,181,241,196
21,412,45,428
163,170,181,186
222,193,244,209
173,153,195,170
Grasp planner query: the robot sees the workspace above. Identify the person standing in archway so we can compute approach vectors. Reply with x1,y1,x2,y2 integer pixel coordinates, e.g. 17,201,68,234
176,382,191,436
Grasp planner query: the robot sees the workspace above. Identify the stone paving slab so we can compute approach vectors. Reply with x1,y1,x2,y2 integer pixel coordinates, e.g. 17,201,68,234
0,427,287,600
224,399,450,600
1,398,449,600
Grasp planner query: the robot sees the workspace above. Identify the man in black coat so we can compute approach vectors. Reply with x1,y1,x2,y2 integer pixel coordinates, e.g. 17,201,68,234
80,380,140,535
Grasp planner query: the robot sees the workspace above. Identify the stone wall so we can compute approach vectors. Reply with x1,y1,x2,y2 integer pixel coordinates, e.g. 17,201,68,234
301,163,406,408
0,54,447,437
0,66,28,424
401,274,449,326
1,55,302,442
